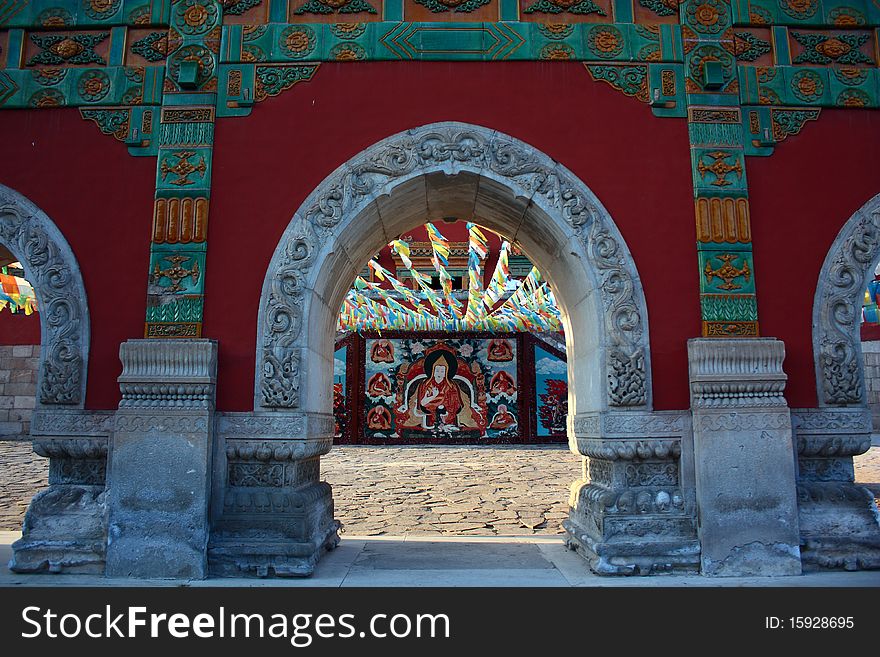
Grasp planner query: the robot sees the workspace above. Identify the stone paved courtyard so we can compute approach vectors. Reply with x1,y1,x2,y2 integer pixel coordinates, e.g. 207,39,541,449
1,441,879,534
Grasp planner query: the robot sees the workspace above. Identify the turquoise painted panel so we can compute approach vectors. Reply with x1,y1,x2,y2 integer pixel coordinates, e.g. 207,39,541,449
141,65,165,103
649,63,687,118
5,29,24,68
828,66,878,108
0,0,172,28
217,63,255,116
221,25,242,63
416,25,490,56
320,22,377,61
822,0,871,27
109,26,127,65
771,26,790,64
613,0,633,23
692,147,748,196
499,0,518,21
148,249,207,295
580,23,633,61
156,146,212,192
0,69,19,106
659,24,681,60
737,65,762,104
384,0,404,20
162,91,217,105
151,239,208,252
527,23,582,61
740,105,775,156
269,0,289,22
730,0,752,24
147,0,172,25
781,65,832,105
698,250,756,295
626,23,659,62
271,23,322,61
686,92,742,106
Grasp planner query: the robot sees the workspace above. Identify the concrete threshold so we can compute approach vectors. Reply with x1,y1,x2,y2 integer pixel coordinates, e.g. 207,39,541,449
1,531,879,588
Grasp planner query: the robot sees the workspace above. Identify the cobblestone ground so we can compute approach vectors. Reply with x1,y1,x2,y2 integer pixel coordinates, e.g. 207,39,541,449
1,441,879,534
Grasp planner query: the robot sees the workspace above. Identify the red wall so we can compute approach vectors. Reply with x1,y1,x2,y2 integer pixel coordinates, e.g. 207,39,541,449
207,62,699,411
0,109,155,409
0,311,40,344
749,109,880,409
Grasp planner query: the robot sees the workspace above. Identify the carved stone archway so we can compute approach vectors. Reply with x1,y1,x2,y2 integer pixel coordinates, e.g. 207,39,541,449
255,122,652,416
206,123,702,578
813,192,880,407
0,184,90,408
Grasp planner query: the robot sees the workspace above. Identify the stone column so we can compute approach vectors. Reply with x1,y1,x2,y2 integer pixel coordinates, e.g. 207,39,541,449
792,407,880,570
104,339,217,579
10,409,113,574
688,338,801,576
564,410,700,575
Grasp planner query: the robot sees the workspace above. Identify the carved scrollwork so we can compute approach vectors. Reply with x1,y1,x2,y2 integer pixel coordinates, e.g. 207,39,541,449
0,185,89,407
257,123,651,410
791,407,872,434
30,410,114,436
814,197,880,406
260,349,301,408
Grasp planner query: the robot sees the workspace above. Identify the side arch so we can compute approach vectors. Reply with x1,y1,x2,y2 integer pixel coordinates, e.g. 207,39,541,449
813,192,880,407
0,184,90,408
255,122,652,416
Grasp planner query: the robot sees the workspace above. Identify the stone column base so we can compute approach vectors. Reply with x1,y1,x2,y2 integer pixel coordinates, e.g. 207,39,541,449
798,482,880,570
564,510,700,576
792,408,880,571
565,411,700,575
10,425,111,575
10,484,107,574
208,482,340,577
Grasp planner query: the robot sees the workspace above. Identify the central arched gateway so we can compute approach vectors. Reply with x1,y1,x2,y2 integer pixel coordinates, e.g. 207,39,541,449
206,123,699,576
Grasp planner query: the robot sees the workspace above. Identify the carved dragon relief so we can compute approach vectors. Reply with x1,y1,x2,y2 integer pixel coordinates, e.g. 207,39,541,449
257,123,650,409
814,195,880,406
0,185,89,407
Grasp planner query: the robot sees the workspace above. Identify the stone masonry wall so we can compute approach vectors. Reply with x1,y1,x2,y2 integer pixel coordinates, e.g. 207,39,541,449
0,345,39,440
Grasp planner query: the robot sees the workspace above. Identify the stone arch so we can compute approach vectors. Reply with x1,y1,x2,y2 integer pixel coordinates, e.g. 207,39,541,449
813,191,880,407
0,184,90,408
255,122,652,420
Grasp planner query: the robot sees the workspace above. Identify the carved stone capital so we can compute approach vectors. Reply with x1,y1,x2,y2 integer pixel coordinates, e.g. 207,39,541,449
575,437,682,461
688,338,788,408
225,438,332,463
118,339,218,409
33,436,108,460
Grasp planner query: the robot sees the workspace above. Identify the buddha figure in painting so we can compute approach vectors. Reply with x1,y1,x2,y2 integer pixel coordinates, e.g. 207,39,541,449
417,353,464,430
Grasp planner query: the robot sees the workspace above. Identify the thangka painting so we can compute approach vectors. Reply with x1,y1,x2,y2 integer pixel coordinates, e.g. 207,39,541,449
364,337,518,442
333,345,347,439
535,345,568,438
